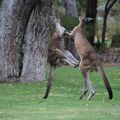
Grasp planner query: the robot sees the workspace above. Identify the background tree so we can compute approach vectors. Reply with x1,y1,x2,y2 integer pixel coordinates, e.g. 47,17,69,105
64,0,78,17
102,0,118,49
85,0,97,46
64,0,79,59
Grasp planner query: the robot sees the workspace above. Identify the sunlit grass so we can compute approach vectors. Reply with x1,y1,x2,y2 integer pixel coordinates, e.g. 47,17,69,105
0,66,120,120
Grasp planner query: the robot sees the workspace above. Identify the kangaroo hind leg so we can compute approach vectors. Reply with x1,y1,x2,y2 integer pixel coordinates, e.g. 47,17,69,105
80,71,95,100
86,72,95,100
80,72,88,99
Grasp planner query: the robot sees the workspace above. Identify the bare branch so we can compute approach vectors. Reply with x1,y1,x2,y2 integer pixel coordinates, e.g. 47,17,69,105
105,0,117,13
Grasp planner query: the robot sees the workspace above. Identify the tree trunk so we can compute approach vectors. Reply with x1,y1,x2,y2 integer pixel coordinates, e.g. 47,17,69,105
64,0,78,17
101,0,117,49
64,0,79,59
20,0,53,82
0,0,53,82
85,0,97,46
101,12,108,49
0,0,34,82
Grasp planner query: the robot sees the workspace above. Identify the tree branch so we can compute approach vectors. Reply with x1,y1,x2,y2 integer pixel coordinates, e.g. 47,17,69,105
105,0,117,13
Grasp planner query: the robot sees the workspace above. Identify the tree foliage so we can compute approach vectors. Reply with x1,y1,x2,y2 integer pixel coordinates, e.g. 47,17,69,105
61,16,79,30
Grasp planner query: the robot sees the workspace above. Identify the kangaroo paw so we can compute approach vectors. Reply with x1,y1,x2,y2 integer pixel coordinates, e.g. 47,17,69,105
87,91,95,100
80,90,88,99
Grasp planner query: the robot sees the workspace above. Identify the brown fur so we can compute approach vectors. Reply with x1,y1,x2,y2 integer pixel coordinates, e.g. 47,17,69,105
48,33,65,67
67,17,113,99
43,19,66,99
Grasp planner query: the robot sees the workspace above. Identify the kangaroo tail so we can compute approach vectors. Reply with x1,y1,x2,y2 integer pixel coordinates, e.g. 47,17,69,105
43,66,55,99
55,48,79,67
97,65,113,99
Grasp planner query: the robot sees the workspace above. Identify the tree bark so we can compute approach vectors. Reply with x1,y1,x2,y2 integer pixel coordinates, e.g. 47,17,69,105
85,0,97,46
0,0,34,82
64,0,78,17
0,0,53,82
20,0,53,82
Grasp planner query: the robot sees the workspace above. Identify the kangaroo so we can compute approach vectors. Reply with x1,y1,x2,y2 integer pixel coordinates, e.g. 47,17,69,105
65,16,113,100
43,18,79,99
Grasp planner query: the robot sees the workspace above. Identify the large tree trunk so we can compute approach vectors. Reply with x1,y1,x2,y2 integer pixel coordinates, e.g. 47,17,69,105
64,0,79,59
0,0,53,82
0,0,34,82
85,0,97,46
20,0,53,82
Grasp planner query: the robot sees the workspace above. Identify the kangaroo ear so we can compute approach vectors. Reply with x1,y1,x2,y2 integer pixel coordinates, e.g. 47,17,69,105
83,17,87,21
87,17,93,22
84,17,93,22
79,16,85,21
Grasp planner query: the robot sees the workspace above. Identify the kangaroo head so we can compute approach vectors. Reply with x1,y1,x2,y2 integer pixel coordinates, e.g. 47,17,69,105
54,18,61,25
70,16,94,35
79,16,93,26
54,18,66,36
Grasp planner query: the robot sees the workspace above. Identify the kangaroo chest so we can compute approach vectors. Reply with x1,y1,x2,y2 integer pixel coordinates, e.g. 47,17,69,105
74,34,88,56
74,33,97,59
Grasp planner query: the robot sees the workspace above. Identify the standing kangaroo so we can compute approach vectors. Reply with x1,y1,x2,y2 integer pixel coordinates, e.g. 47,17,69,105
43,18,79,99
64,17,113,100
43,18,65,99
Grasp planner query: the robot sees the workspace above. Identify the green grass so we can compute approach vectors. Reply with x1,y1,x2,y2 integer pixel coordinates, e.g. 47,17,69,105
0,66,120,120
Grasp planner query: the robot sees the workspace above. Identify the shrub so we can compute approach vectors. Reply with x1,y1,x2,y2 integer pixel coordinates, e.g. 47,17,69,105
111,32,120,47
61,16,79,30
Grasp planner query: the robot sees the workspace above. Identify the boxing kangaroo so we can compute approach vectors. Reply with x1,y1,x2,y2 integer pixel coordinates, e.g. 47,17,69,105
65,17,113,100
43,18,79,99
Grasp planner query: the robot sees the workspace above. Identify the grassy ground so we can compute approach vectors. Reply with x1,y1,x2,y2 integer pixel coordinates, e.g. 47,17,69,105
0,66,120,120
